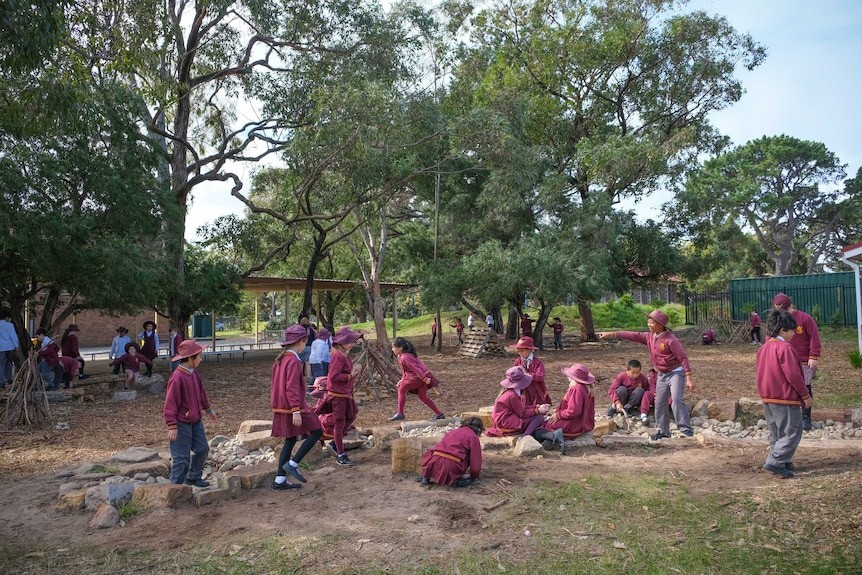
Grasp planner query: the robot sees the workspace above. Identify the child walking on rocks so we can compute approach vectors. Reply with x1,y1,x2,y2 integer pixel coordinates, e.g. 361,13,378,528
388,337,444,423
271,325,324,489
757,309,812,478
164,340,217,488
325,327,364,466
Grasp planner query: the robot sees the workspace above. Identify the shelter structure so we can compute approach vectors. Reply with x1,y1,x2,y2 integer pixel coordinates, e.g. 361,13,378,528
841,242,862,356
458,327,509,359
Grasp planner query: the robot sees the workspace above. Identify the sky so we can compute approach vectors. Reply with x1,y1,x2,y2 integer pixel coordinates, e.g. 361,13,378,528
183,0,862,240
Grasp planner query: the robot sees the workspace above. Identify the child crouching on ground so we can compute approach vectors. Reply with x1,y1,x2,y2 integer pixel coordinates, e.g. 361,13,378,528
757,309,812,479
164,340,217,488
420,417,484,487
606,359,648,418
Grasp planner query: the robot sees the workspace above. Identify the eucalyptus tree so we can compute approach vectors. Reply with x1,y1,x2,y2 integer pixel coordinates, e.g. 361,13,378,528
671,135,848,276
446,0,765,339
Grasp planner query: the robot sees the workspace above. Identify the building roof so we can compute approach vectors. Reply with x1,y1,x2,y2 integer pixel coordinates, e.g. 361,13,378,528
841,241,862,259
240,276,415,293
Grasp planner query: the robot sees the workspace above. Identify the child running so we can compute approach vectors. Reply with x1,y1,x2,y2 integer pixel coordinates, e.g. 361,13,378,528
325,327,364,466
419,417,484,487
757,309,812,478
536,363,597,454
598,310,695,440
388,337,445,422
164,340,217,488
271,325,323,490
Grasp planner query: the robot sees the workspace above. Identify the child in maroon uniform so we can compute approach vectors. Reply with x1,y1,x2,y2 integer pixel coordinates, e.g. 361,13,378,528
606,359,648,418
449,318,464,345
60,324,88,380
519,313,534,337
419,417,484,487
164,340,217,487
552,317,564,350
325,327,363,466
388,337,444,422
137,320,159,377
271,325,323,490
58,356,84,389
35,329,62,390
537,363,596,454
772,293,821,430
757,309,812,478
486,366,550,438
598,310,696,440
750,310,763,345
109,342,153,390
511,336,551,407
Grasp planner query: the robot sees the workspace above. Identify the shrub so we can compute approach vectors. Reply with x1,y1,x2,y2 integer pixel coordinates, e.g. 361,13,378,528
618,294,635,308
829,309,842,331
848,350,862,369
811,304,822,324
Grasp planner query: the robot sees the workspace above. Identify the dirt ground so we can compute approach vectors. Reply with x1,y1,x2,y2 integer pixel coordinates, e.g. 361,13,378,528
1,335,861,567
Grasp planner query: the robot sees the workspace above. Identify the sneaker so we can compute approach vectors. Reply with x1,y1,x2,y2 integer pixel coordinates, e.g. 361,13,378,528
649,431,671,441
680,429,694,437
282,463,307,483
416,475,430,485
336,454,355,466
325,440,338,457
388,413,405,421
454,478,473,488
763,463,793,479
271,480,301,490
640,414,649,424
605,406,617,417
785,462,795,472
432,412,446,420
78,374,90,380
184,478,210,488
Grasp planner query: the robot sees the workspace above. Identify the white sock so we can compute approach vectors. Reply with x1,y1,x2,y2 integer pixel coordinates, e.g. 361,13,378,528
274,476,286,484
289,460,298,468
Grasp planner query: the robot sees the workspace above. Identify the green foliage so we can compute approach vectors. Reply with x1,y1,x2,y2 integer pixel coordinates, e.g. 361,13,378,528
848,350,862,369
118,500,145,520
617,294,635,308
811,304,823,325
829,308,843,331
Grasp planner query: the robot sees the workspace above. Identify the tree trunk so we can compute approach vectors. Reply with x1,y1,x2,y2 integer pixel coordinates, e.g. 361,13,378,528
534,298,552,350
505,299,521,340
578,296,596,342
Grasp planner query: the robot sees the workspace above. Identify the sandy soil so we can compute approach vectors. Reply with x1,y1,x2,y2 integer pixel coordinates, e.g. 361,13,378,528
1,335,860,564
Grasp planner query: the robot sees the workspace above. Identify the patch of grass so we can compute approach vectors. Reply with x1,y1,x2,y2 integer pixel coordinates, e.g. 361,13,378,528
820,392,862,408
89,465,119,474
848,349,862,369
118,500,144,520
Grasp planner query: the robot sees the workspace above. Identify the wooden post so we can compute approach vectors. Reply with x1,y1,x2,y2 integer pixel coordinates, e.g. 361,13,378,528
254,297,259,344
392,289,398,338
211,311,216,351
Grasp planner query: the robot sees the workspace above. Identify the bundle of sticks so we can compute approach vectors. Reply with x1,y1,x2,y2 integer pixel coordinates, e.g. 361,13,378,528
1,351,52,430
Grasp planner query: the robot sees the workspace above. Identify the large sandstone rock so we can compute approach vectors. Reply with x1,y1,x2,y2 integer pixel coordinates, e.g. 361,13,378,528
459,411,493,429
591,420,617,438
112,390,138,401
852,408,862,426
55,490,87,512
597,435,648,448
370,424,402,451
223,464,278,490
235,430,283,451
478,406,494,416
707,399,738,422
237,420,273,434
512,435,544,457
89,503,120,529
737,397,764,419
85,483,136,511
390,437,438,474
132,484,193,509
194,488,234,507
480,436,518,451
565,434,597,449
111,447,160,464
693,399,710,418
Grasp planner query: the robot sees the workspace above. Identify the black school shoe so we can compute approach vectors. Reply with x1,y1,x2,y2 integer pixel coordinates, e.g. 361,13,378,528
271,480,301,490
454,478,473,488
649,431,671,441
185,478,210,488
282,463,307,483
763,463,793,479
336,454,355,466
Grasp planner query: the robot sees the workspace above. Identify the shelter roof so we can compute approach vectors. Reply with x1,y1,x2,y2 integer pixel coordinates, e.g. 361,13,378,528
240,276,415,293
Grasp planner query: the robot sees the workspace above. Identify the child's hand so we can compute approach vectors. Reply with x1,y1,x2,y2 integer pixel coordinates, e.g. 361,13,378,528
424,377,431,385
802,396,813,409
208,411,218,423
686,375,695,391
292,412,302,427
546,412,559,424
168,429,177,442
538,403,551,415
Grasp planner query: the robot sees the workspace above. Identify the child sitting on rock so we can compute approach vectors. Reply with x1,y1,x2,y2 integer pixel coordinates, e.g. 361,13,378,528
485,366,550,439
536,363,597,454
109,342,153,390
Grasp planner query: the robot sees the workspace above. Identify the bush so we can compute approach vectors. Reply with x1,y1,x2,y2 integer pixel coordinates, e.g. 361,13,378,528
849,350,862,369
829,309,842,331
618,294,635,308
811,304,822,324
265,318,286,331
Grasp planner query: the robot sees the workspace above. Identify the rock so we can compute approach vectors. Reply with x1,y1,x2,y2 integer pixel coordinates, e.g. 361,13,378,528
111,447,160,464
55,470,75,479
691,417,703,427
223,464,278,490
477,406,494,416
591,419,617,438
313,467,337,476
512,435,544,457
235,430,283,452
55,490,87,512
597,435,648,448
707,399,738,422
89,503,120,529
369,424,402,451
237,420,273,434
194,488,233,507
812,408,846,424
132,484,193,509
459,411,493,429
74,461,106,475
119,460,170,479
146,380,165,394
112,391,137,401
480,436,518,451
209,435,231,447
390,437,436,474
693,399,710,418
566,434,597,449
400,418,458,434
85,483,136,511
851,408,862,426
738,397,764,419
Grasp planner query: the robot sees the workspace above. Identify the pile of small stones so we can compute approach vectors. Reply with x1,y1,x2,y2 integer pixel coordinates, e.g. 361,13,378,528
602,413,862,441
208,435,278,473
